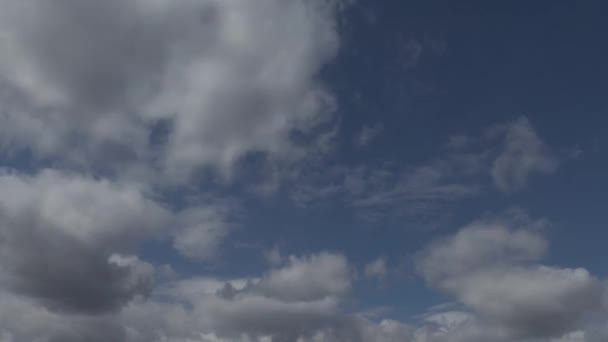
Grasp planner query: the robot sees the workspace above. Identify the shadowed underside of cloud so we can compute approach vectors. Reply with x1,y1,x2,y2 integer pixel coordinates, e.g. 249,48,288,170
0,251,415,342
1,210,607,341
0,170,167,314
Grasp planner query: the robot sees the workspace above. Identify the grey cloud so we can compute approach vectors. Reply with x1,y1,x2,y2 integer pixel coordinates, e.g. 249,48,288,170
256,252,352,302
0,169,240,314
0,170,169,314
122,252,353,341
3,243,604,342
0,0,347,336
417,213,548,284
417,213,607,340
0,251,415,342
0,0,341,182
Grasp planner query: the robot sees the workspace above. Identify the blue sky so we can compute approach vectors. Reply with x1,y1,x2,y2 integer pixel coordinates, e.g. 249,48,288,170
0,1,607,341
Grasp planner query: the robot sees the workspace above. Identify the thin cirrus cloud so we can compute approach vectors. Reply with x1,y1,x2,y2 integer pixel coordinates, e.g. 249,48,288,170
290,116,563,224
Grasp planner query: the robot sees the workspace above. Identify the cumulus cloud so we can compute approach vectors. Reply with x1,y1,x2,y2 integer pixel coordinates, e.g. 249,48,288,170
0,0,340,181
416,213,608,341
0,0,345,334
256,252,352,302
0,0,595,341
0,169,170,314
0,252,371,342
0,168,239,314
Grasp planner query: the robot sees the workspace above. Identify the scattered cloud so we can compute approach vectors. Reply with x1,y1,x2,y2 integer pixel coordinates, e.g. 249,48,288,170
415,212,608,341
355,123,384,147
290,117,566,224
492,117,560,192
173,202,238,262
364,258,388,280
0,0,595,341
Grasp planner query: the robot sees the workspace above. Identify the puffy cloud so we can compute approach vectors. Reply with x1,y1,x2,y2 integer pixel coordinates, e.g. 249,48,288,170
0,168,237,314
0,169,170,314
256,252,352,302
0,0,340,181
0,252,359,342
0,0,350,339
0,250,425,342
417,213,548,285
416,213,607,340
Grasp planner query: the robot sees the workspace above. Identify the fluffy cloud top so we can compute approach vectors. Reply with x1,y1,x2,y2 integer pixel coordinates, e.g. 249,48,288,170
0,0,340,181
417,214,607,341
0,252,358,342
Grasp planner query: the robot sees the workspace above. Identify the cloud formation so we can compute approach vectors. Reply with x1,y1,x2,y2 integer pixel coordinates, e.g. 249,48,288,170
0,0,597,341
0,0,340,181
0,170,168,314
0,251,402,342
289,116,562,223
416,212,608,341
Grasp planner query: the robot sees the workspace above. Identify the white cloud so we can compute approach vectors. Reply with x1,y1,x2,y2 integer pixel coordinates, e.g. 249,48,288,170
0,251,361,342
0,0,341,182
257,252,352,302
416,213,607,340
0,0,345,328
417,213,548,284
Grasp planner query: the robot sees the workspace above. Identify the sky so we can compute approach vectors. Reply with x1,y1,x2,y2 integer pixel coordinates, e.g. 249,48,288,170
0,0,607,341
